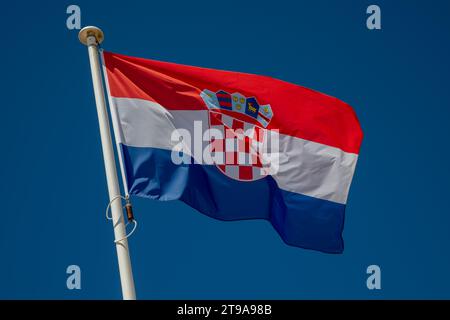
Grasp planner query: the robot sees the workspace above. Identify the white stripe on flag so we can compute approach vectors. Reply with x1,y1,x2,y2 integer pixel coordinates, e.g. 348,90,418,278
111,97,358,204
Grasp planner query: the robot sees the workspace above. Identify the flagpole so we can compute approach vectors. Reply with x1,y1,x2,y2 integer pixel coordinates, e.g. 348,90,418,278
78,26,136,300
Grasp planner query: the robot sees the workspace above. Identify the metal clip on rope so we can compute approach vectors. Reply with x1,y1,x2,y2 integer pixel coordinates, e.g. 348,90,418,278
105,195,138,243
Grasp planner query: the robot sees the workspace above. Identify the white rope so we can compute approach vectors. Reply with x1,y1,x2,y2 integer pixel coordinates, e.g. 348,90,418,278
105,195,126,220
114,220,138,244
105,195,137,243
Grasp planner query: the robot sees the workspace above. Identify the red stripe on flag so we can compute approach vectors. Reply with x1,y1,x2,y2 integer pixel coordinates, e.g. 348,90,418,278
103,51,363,154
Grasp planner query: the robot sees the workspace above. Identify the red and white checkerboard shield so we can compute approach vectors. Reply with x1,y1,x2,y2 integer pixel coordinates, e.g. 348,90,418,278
207,110,271,181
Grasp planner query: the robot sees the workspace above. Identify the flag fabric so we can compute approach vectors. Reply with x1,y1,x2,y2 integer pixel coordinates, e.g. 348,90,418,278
102,51,363,253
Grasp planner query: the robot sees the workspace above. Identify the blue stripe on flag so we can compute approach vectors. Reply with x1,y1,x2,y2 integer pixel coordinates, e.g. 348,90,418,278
120,144,346,253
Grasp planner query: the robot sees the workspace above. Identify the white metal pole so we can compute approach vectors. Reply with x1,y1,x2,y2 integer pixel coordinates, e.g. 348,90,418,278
78,26,136,300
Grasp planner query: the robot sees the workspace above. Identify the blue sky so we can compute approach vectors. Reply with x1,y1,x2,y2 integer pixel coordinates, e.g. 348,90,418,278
1,0,450,299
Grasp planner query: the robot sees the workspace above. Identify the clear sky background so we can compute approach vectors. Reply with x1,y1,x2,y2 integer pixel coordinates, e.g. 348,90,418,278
1,0,450,299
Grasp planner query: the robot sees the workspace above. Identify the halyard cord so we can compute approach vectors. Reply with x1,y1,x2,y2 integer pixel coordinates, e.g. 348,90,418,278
105,195,138,243
100,47,137,243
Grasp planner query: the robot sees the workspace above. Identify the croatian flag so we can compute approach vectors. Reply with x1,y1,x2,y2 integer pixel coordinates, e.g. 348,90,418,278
102,51,363,253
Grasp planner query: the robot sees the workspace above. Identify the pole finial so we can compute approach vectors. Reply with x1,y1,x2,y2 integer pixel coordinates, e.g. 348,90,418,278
78,26,104,45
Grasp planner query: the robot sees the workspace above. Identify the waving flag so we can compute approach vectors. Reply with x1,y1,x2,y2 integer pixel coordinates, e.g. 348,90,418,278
102,51,363,253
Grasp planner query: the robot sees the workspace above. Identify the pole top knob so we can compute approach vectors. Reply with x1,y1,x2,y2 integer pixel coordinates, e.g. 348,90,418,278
78,26,104,45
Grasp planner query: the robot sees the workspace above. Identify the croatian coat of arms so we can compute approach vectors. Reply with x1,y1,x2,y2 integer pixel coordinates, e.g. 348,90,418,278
200,89,274,181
